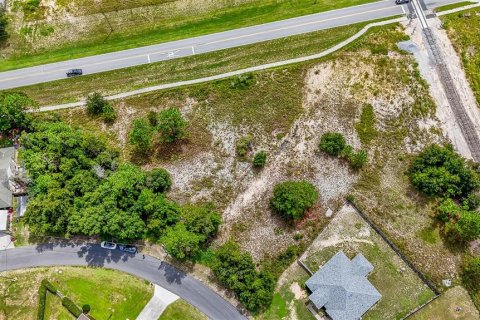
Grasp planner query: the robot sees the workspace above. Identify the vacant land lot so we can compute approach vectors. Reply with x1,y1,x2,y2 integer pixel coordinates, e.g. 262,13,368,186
441,8,480,106
302,204,435,320
2,0,378,70
0,267,153,319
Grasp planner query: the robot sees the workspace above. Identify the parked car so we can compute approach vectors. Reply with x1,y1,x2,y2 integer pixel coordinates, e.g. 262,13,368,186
118,244,137,254
66,69,83,77
100,241,117,250
395,0,409,4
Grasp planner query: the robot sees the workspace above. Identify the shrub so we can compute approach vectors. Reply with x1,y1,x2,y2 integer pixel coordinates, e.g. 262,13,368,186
446,211,480,243
86,92,108,116
147,111,158,127
462,257,480,292
230,74,254,89
409,144,479,199
253,151,267,167
129,118,154,152
62,297,82,317
0,8,7,42
347,150,368,168
271,181,318,220
213,242,275,312
236,134,253,158
355,104,377,145
23,0,40,13
82,304,91,313
319,132,346,156
161,224,203,260
37,284,47,320
41,279,57,294
181,205,221,240
145,168,172,193
101,104,116,123
158,107,187,143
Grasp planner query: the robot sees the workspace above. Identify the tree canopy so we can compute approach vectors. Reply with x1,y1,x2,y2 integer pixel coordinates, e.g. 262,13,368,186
409,144,479,200
0,92,36,135
129,118,154,152
270,181,318,220
157,107,187,143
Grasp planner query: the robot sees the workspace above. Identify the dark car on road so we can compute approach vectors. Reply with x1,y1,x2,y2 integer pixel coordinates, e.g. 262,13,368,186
118,244,137,254
66,69,83,77
395,0,409,4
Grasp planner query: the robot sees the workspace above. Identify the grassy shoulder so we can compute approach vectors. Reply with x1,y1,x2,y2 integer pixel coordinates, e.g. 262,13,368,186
3,0,378,71
17,21,369,106
0,267,153,320
441,7,480,106
435,1,477,12
159,300,207,320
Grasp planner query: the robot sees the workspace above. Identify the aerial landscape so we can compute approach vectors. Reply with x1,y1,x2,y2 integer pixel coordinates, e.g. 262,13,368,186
1,0,480,319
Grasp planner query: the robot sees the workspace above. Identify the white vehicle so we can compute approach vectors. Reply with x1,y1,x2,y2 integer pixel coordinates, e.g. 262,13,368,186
100,241,117,250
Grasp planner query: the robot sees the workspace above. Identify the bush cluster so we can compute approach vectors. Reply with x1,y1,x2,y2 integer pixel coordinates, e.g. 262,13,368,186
319,132,368,168
236,134,253,159
37,280,58,320
408,145,480,244
86,93,116,123
0,8,7,43
462,257,480,292
253,151,267,167
212,242,275,313
270,181,318,220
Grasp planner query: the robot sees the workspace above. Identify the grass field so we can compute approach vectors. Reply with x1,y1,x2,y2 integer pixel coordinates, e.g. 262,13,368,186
441,7,480,106
3,0,379,71
411,286,480,320
159,300,207,320
16,21,370,106
0,267,153,320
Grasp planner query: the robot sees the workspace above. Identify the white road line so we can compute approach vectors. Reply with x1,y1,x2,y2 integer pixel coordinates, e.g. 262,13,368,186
401,4,406,14
192,46,195,54
147,54,151,63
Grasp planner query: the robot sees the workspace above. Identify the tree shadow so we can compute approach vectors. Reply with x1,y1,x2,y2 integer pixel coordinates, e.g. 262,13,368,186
158,261,186,285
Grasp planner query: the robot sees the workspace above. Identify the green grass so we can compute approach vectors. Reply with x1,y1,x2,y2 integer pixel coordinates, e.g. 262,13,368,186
355,104,378,145
435,1,477,12
0,267,153,320
158,300,207,320
16,21,370,106
441,8,480,107
44,292,74,319
3,0,380,71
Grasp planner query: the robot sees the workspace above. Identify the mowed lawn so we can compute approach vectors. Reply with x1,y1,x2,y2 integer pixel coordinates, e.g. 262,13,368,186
2,0,379,71
158,300,207,320
0,267,153,320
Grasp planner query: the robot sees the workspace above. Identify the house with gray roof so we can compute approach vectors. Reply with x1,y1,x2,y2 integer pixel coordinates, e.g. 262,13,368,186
305,251,381,320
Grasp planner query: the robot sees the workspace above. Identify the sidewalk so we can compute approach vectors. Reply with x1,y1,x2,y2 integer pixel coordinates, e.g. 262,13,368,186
136,284,179,320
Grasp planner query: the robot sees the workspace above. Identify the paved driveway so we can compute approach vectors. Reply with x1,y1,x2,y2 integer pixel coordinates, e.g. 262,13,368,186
0,243,246,320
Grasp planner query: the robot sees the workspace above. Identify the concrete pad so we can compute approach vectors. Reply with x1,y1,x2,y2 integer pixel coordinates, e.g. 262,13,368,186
136,285,179,320
0,234,14,250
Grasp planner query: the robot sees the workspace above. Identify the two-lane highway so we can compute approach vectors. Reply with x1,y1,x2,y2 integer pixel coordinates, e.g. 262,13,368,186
0,0,467,90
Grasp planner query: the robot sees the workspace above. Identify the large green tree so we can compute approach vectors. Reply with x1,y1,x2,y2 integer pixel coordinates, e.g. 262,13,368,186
157,107,187,143
270,181,318,220
129,118,154,152
409,144,479,199
0,92,36,135
161,224,203,260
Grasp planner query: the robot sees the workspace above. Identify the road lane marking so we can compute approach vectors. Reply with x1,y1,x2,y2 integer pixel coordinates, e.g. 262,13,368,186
0,5,403,84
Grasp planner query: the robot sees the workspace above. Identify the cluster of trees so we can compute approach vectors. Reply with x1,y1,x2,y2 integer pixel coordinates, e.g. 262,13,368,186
129,108,188,153
319,132,368,168
0,92,36,135
86,93,116,123
22,121,220,259
0,7,7,43
212,242,275,313
408,144,480,243
270,181,318,220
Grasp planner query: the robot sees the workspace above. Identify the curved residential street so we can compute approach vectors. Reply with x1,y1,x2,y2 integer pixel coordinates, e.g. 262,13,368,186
0,243,246,320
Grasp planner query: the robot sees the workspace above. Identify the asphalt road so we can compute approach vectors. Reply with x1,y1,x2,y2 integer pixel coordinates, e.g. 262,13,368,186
0,243,246,320
0,0,464,90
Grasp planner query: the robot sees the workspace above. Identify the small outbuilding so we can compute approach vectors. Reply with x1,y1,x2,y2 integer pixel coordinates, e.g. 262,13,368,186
305,251,382,320
0,147,14,210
